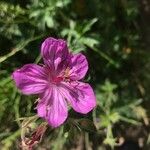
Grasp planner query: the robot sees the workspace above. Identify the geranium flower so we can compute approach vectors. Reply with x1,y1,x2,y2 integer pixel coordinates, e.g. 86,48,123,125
12,37,96,127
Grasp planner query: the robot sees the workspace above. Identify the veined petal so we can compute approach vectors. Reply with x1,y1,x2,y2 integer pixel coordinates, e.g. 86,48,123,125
37,89,52,118
41,37,69,72
37,87,68,127
59,81,96,114
69,53,88,80
12,64,47,95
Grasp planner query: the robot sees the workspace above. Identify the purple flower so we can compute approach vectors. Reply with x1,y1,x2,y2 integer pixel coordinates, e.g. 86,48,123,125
12,37,96,127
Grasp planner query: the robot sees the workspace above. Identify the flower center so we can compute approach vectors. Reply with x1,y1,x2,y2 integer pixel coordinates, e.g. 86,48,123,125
52,77,63,84
51,67,70,84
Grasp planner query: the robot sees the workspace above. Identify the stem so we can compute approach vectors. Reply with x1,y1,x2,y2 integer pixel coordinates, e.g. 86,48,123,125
85,132,91,150
92,47,118,68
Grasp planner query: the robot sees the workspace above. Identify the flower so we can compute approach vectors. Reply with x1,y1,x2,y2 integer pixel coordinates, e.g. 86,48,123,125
12,37,96,127
21,122,47,150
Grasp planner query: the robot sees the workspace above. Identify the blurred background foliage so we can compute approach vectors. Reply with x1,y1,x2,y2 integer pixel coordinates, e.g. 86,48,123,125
0,0,150,149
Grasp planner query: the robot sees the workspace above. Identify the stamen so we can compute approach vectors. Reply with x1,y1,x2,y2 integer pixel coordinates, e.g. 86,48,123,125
64,67,70,78
63,67,71,82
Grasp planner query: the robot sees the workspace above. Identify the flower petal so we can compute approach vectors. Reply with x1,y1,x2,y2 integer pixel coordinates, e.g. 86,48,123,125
37,89,52,118
69,53,88,80
59,81,96,114
37,87,68,127
41,37,69,72
12,64,47,95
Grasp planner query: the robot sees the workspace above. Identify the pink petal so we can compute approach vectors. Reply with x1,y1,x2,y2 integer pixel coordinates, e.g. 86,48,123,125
41,37,69,72
37,87,68,127
12,64,47,95
59,81,96,114
37,89,52,118
69,53,88,80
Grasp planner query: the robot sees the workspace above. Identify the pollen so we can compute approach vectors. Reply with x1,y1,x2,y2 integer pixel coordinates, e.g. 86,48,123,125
64,67,70,78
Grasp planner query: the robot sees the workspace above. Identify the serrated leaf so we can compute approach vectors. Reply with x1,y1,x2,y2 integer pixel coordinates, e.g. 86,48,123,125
109,112,120,123
81,37,99,48
99,115,110,128
82,18,98,34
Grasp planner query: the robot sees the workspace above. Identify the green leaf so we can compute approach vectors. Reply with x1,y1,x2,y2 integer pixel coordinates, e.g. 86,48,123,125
82,18,98,34
101,80,117,92
109,112,120,124
100,115,111,128
81,37,99,48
